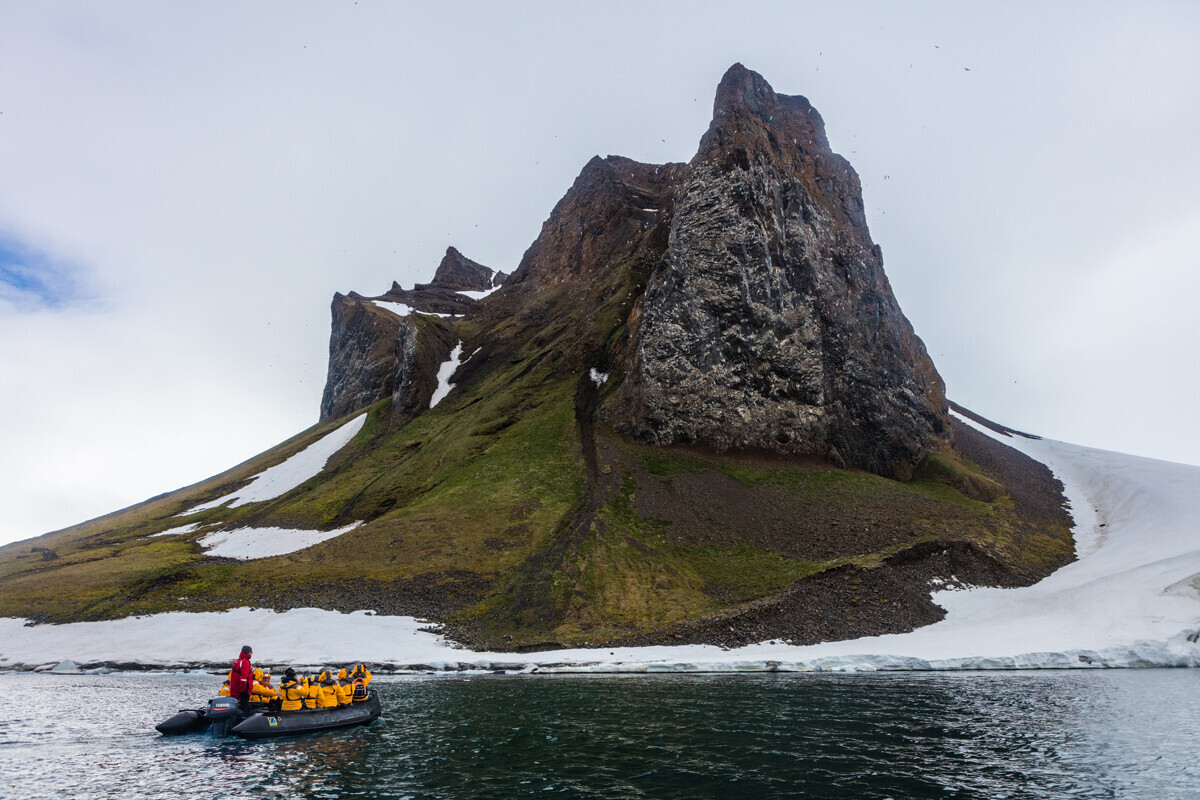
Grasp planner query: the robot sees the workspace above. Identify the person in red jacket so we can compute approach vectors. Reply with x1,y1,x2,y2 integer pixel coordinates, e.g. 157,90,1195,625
228,645,254,711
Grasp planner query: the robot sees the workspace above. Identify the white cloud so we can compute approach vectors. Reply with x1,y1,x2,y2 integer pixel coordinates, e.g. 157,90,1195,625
2,2,1199,544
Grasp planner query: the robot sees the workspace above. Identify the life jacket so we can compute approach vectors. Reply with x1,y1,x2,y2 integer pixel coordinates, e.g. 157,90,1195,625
229,654,253,697
310,671,335,708
300,677,318,709
279,678,307,712
250,676,277,703
335,669,353,705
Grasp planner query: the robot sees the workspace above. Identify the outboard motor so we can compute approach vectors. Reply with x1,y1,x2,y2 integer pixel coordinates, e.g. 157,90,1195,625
205,696,242,738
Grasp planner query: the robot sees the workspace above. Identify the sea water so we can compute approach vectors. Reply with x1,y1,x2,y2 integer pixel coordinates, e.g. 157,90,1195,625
0,670,1197,799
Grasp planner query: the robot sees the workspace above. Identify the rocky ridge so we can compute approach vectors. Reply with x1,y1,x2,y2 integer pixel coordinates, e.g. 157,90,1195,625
332,65,949,479
319,247,504,423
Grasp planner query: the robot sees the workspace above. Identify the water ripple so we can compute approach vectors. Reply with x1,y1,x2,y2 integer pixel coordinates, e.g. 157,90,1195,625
0,671,1197,798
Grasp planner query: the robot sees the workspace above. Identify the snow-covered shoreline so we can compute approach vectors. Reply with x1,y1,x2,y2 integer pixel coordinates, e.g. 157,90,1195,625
5,424,1200,673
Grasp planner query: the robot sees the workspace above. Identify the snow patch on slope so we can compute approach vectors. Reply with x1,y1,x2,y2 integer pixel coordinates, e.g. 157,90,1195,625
148,523,201,538
198,523,362,560
371,300,455,319
429,342,463,409
183,414,366,513
457,287,500,301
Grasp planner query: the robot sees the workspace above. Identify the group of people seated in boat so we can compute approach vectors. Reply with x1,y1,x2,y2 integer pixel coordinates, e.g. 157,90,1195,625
220,645,372,713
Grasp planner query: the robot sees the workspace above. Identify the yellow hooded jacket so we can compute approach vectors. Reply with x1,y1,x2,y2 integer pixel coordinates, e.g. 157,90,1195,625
314,671,340,709
350,665,371,702
249,669,277,703
279,676,314,711
335,668,354,706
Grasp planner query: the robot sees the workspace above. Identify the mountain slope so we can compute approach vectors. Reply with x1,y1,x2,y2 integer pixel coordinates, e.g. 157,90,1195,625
5,417,1198,671
0,66,1075,650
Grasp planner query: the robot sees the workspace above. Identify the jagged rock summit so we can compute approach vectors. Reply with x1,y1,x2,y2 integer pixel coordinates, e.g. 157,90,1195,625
419,246,506,292
326,64,949,479
378,245,505,315
606,63,949,479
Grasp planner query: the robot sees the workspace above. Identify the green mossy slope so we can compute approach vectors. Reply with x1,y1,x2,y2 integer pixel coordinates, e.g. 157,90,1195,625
0,320,1073,649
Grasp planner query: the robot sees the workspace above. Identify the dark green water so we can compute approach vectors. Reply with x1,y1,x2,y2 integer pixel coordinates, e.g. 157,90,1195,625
1,670,1198,799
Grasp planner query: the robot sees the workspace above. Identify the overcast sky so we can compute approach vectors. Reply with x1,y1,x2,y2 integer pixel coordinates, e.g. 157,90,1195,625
2,1,1198,546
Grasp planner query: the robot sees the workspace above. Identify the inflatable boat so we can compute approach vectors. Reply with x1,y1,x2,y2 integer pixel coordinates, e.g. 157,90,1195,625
155,691,382,739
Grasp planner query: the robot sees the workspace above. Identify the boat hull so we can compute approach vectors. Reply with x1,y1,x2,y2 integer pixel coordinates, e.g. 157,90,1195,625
230,691,382,739
156,696,243,736
155,709,207,736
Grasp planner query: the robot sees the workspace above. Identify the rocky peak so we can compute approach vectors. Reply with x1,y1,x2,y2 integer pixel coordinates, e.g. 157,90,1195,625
375,247,502,315
422,247,498,292
322,65,949,479
320,247,503,422
695,63,862,231
704,63,831,155
603,64,949,479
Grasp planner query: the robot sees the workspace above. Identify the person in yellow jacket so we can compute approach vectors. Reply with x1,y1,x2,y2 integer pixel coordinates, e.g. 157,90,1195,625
335,668,354,706
278,668,314,712
301,675,317,709
349,663,372,702
218,672,232,697
343,663,372,685
313,670,340,709
249,668,277,704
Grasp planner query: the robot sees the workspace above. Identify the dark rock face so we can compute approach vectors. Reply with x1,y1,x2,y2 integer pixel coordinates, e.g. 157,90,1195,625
476,155,682,380
319,292,460,425
319,293,405,421
389,316,459,428
604,64,948,479
506,156,682,289
320,247,501,422
388,316,419,423
323,65,947,479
